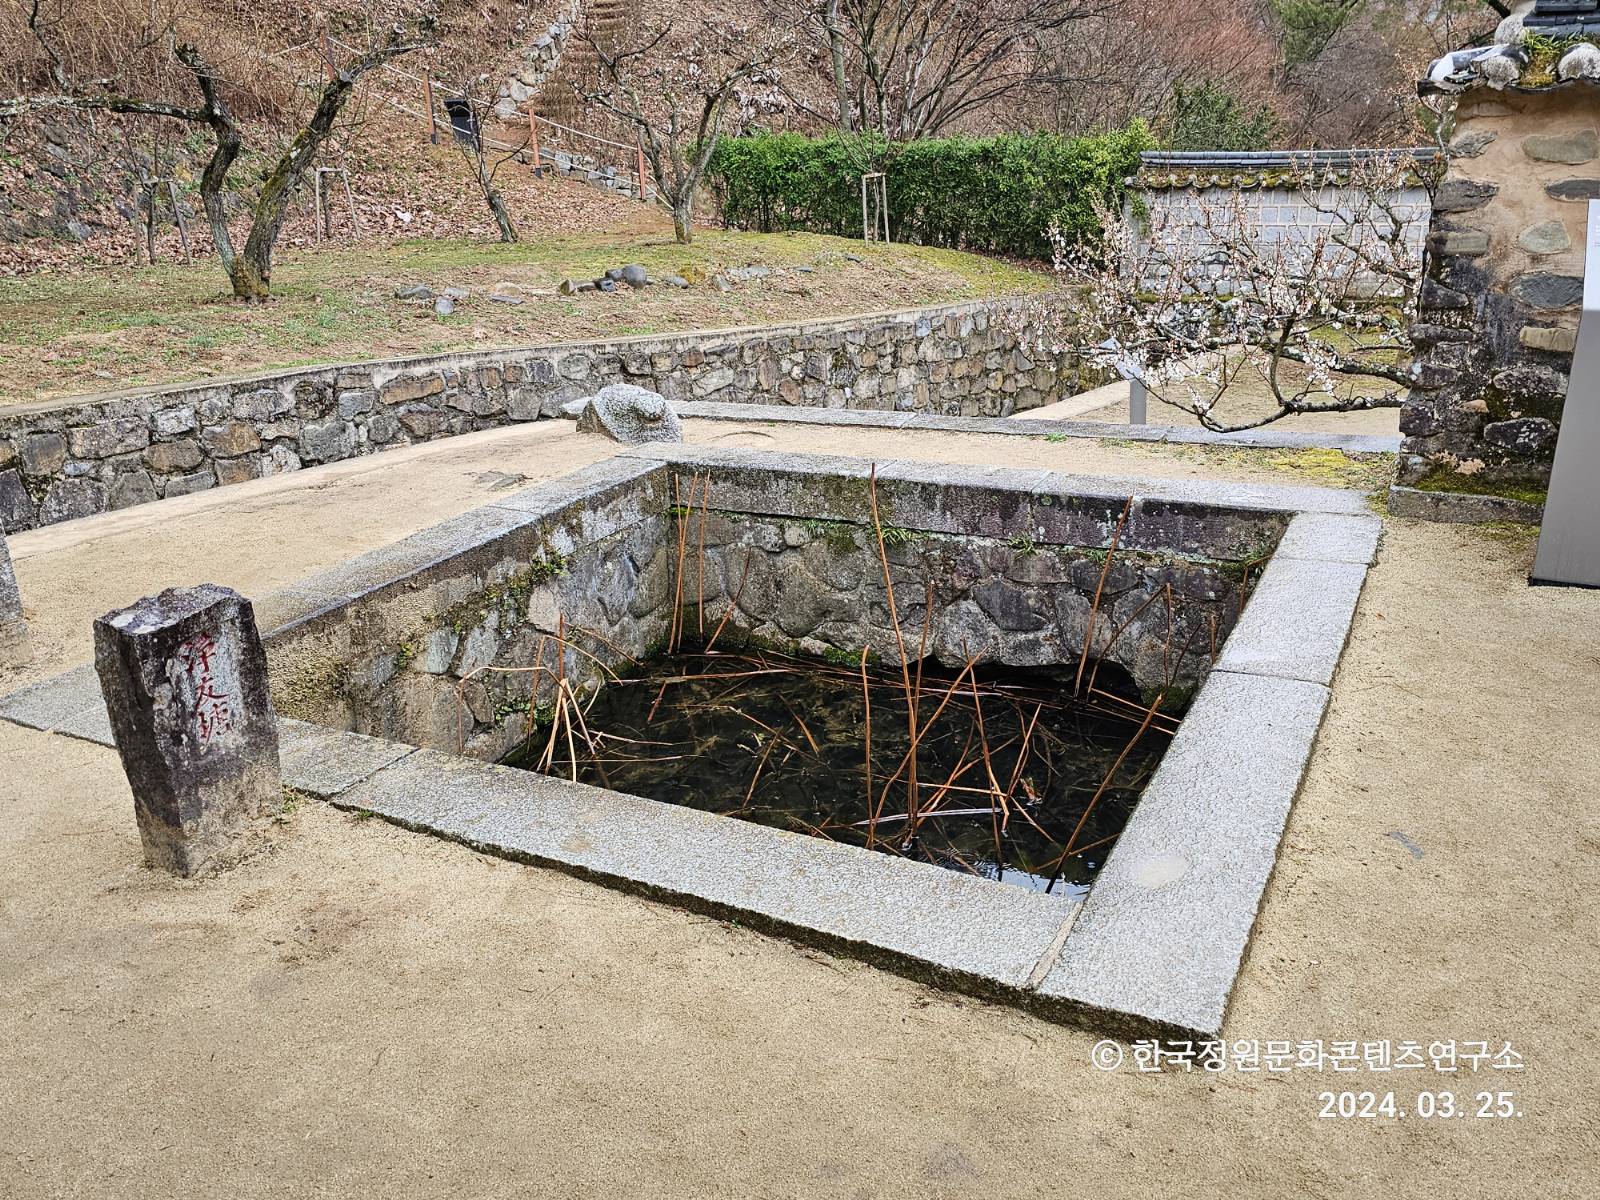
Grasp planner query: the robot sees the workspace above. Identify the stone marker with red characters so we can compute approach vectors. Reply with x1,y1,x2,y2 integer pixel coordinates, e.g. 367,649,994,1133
94,584,282,876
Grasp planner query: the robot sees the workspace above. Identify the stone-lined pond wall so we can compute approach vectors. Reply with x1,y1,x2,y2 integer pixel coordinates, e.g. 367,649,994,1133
0,297,1093,532
1394,85,1596,520
264,452,1287,762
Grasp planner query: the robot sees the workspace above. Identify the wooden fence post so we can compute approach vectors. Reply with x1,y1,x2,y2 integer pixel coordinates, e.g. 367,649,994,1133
530,112,541,174
636,146,647,202
424,74,438,144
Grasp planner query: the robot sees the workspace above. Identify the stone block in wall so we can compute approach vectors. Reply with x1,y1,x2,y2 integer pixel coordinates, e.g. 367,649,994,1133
1523,128,1600,165
0,471,31,531
215,457,261,487
1432,230,1490,256
39,478,105,524
144,439,203,473
1545,178,1600,202
1512,272,1583,311
109,469,157,510
261,445,301,476
151,407,195,436
1518,220,1572,255
380,374,445,405
200,421,262,458
163,470,214,498
299,418,357,464
1520,325,1578,353
1433,178,1499,214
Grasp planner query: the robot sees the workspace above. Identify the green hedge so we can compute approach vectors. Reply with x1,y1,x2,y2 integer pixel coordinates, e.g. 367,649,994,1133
706,125,1154,259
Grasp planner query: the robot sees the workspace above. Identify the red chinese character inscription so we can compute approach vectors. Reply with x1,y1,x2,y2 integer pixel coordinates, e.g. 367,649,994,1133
175,634,237,745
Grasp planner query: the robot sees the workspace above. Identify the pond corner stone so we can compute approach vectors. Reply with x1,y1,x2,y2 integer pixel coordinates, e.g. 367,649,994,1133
0,524,32,669
93,584,281,877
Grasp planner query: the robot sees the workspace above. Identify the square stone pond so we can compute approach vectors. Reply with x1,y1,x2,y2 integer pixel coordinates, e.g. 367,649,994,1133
1,446,1378,1039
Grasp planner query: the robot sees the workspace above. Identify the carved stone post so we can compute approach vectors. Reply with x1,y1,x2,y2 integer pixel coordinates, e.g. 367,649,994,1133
94,584,281,876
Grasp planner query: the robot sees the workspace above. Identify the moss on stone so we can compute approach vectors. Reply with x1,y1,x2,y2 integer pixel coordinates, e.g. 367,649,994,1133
801,516,862,554
1520,32,1600,88
442,553,569,636
821,644,876,667
274,654,352,716
1412,468,1548,506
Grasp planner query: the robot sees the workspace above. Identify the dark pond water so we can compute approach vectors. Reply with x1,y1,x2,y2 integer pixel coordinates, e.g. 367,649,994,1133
505,645,1175,900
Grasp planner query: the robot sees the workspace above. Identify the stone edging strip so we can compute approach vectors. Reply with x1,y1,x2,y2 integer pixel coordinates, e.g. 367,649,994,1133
0,449,1382,1040
1386,484,1544,525
669,400,1403,455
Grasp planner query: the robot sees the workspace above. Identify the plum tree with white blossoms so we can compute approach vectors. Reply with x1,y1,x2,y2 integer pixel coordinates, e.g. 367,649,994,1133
1030,153,1436,433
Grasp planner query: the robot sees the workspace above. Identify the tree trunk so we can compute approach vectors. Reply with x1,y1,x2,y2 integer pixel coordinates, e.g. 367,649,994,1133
487,189,518,243
235,194,291,302
673,197,694,244
824,0,853,131
227,252,270,302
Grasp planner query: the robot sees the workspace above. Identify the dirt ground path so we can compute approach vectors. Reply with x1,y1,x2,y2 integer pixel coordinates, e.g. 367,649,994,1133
1,422,1595,1199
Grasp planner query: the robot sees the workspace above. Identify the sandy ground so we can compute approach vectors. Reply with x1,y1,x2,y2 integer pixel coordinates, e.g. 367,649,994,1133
2,420,1596,1198
1075,392,1402,438
1077,397,1401,438
1031,367,1403,438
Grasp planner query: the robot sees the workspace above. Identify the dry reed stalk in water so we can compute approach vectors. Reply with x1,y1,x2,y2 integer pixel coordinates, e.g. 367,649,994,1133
1074,495,1134,697
867,464,920,828
956,669,1006,867
1059,691,1166,862
741,735,777,811
667,471,697,653
1039,828,1123,877
861,645,876,849
870,654,981,830
696,474,710,637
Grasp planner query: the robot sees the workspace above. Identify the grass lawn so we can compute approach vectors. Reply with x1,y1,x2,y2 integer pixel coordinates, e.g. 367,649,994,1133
0,228,1050,405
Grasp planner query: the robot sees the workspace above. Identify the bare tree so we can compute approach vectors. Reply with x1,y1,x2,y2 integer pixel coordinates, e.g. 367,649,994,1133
1023,0,1281,138
435,81,527,243
583,21,788,245
826,0,1099,139
1,5,435,300
1027,154,1435,432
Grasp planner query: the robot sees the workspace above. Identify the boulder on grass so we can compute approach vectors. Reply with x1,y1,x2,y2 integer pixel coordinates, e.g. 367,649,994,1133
573,384,682,445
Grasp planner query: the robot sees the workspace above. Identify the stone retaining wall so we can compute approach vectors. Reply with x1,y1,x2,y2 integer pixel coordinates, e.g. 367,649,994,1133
1393,86,1595,519
0,297,1088,532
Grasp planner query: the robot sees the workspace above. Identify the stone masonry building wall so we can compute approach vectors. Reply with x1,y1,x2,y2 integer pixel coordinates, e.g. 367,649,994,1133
1394,87,1596,517
0,297,1091,532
